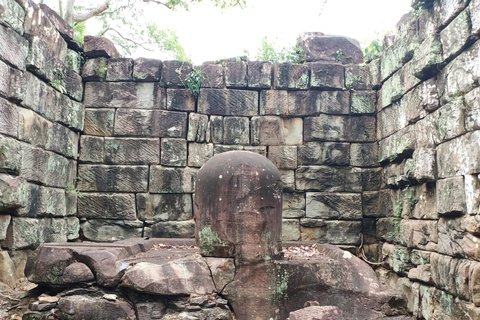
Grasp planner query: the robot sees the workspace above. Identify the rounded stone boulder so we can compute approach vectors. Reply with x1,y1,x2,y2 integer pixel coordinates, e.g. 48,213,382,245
194,151,282,263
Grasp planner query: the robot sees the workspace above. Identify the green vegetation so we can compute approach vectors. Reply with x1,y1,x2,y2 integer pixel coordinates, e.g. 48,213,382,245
186,68,205,98
271,265,289,303
198,226,225,255
65,177,83,198
50,80,68,94
363,39,383,62
255,37,304,64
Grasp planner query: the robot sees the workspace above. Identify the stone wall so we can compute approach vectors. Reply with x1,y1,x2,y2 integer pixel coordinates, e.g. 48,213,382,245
373,0,480,318
78,42,377,246
0,0,84,286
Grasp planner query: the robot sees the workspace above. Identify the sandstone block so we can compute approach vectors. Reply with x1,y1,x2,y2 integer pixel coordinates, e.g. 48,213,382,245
166,88,195,112
0,173,26,210
0,97,18,138
209,115,223,143
437,131,480,178
297,32,363,64
268,146,297,169
83,35,120,58
472,0,480,34
287,91,320,116
350,143,378,167
0,250,16,288
411,34,443,80
214,144,243,154
83,108,115,136
306,192,362,220
161,138,187,167
0,24,28,70
17,107,51,148
200,63,225,88
188,142,214,167
378,127,416,164
361,168,382,191
298,142,350,166
251,116,302,145
247,61,272,88
0,135,21,174
0,59,10,97
223,116,249,145
440,10,471,60
104,138,159,164
304,115,375,142
160,60,192,87
106,58,133,81
136,193,192,222
301,220,361,244
133,57,162,81
283,192,305,218
198,88,258,116
310,63,345,89
280,169,295,192
65,49,82,74
0,0,25,34
79,135,104,163
46,122,78,158
114,109,187,138
5,217,39,249
351,91,376,114
151,220,195,238
410,183,438,220
81,219,143,242
149,166,197,193
57,97,85,132
38,218,69,244
0,214,11,241
260,90,288,116
345,64,373,90
296,166,362,192
282,219,300,241
437,176,466,215
82,57,108,81
464,86,480,131
17,183,67,217
274,63,309,90
84,82,165,109
319,91,350,115
432,99,466,144
187,113,209,142
465,174,480,214
289,306,345,320
225,61,247,88
78,165,149,192
78,193,136,220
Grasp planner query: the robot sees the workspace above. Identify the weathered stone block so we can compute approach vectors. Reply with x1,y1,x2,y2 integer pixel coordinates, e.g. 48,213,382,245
223,117,249,145
437,176,466,215
78,193,136,220
187,113,209,142
114,109,187,138
0,135,21,174
296,166,362,192
84,108,114,136
434,0,469,27
225,61,247,88
83,35,120,58
166,88,195,112
440,9,471,60
361,168,382,191
58,97,85,132
345,64,373,90
280,169,295,192
282,219,300,241
46,123,78,158
430,253,469,299
0,24,28,70
362,191,380,217
380,72,403,108
319,91,350,115
283,192,305,217
243,146,267,156
310,63,344,89
260,90,288,116
432,99,466,144
306,192,362,220
26,35,66,84
65,50,82,74
0,59,10,97
79,135,104,163
437,131,480,178
411,34,443,80
0,173,26,211
21,145,75,188
297,32,363,64
200,63,225,88
160,60,192,87
149,166,197,193
0,214,11,240
151,220,194,238
0,97,18,138
298,142,349,166
17,107,51,148
464,86,480,131
136,193,192,222
63,68,83,102
198,88,258,116
209,115,223,144
350,143,378,167
133,57,162,82
213,144,243,155
0,0,25,34
301,220,361,244
104,138,159,164
81,219,143,242
274,63,309,90
5,217,39,249
188,142,213,167
77,165,149,192
410,183,438,220
304,115,375,142
82,57,108,81
84,82,165,109
17,183,67,217
247,61,272,88
406,148,436,183
378,126,416,164
251,116,302,145
161,138,187,167
351,91,376,114
287,91,320,116
268,146,297,170
465,174,480,215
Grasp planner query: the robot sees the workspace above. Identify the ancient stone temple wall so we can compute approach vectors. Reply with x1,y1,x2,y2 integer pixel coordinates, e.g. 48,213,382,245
373,0,480,318
0,0,84,286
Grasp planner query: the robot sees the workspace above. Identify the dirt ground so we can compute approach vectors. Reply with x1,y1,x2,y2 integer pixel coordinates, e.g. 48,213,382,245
0,278,38,320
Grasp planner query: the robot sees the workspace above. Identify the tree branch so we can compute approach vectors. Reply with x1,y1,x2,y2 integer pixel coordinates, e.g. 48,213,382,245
73,0,110,23
101,27,153,51
142,0,173,10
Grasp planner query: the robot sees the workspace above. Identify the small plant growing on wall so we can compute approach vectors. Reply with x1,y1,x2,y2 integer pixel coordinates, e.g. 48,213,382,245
65,177,83,198
198,226,225,256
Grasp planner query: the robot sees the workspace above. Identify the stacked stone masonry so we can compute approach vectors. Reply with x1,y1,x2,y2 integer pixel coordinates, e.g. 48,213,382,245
1,0,480,318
